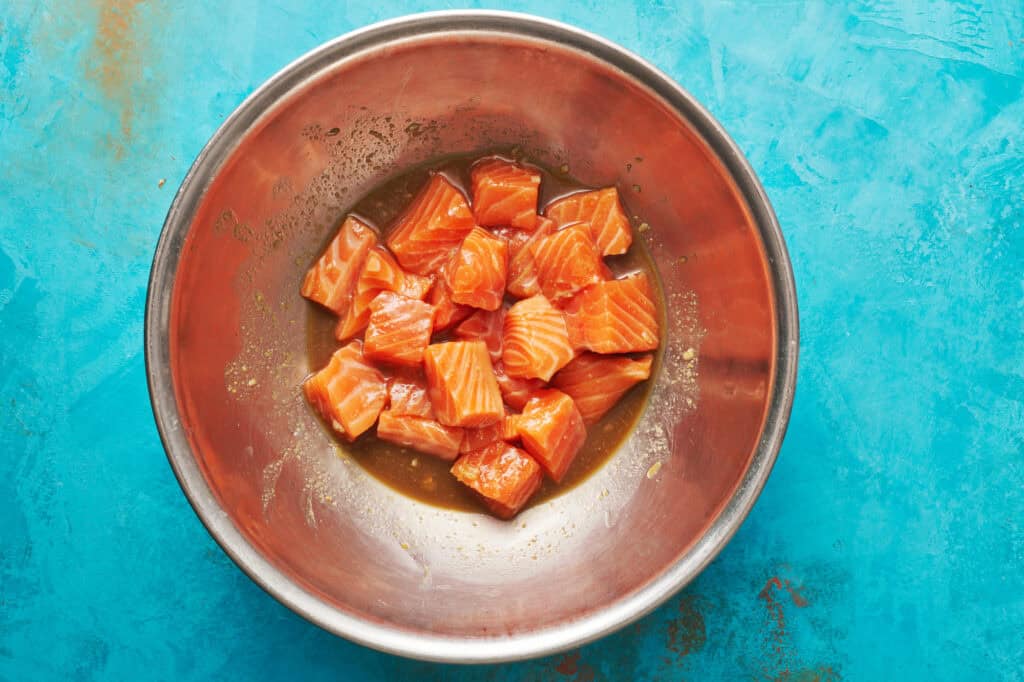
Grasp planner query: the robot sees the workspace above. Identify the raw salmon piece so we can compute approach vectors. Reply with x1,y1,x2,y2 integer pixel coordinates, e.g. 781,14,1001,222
506,218,556,298
402,274,433,300
544,187,632,256
516,389,586,482
363,291,434,367
493,362,545,410
530,223,606,302
491,226,532,257
334,301,371,342
534,216,557,238
444,227,508,311
502,295,574,381
562,273,660,354
552,353,653,424
301,216,377,314
386,174,477,275
376,410,463,461
470,158,541,231
454,307,505,363
303,340,387,440
386,370,434,419
502,414,521,440
362,246,433,300
335,247,433,340
428,269,474,332
423,340,504,427
451,442,543,519
459,415,519,453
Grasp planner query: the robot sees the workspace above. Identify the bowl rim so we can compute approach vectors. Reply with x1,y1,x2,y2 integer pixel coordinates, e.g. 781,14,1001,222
145,9,799,664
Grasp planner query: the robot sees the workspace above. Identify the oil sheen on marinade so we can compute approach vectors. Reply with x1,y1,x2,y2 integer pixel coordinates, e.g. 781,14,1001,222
306,152,664,512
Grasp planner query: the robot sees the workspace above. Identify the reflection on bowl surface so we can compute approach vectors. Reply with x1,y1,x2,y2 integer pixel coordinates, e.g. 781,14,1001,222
146,10,797,663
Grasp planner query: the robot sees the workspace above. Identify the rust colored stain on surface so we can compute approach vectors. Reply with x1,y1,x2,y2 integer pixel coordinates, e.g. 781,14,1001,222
84,0,145,158
555,651,581,675
760,575,810,610
778,666,842,682
666,594,707,657
759,576,803,678
551,651,598,681
789,585,810,609
758,576,835,681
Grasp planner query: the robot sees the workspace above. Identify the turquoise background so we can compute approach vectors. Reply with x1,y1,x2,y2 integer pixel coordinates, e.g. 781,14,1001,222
2,1,1022,680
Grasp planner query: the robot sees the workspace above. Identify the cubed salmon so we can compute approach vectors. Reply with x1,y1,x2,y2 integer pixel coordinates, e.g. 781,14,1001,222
335,246,432,341
362,291,434,367
552,353,653,424
493,361,545,410
303,340,387,440
502,295,575,381
454,307,505,363
506,217,556,298
428,268,474,332
386,370,435,419
423,340,504,428
491,226,532,256
544,187,632,256
444,227,508,311
451,442,543,519
459,414,519,453
515,389,586,482
376,410,463,461
301,216,377,314
470,157,541,231
530,223,606,302
386,174,476,275
562,273,660,354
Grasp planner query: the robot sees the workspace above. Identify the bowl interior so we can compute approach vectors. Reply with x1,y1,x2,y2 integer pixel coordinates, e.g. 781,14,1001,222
159,20,779,657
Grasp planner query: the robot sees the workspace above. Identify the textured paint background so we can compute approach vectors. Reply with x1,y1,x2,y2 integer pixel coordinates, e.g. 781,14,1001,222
2,1,1023,680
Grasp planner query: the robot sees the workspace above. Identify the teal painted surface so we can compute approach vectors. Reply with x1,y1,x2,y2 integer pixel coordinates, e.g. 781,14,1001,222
2,1,1022,679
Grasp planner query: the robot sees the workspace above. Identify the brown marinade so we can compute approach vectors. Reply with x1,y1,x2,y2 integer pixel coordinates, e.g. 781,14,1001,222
306,152,662,511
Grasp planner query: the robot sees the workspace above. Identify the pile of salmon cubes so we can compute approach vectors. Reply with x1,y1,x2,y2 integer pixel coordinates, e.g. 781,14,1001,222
302,157,660,519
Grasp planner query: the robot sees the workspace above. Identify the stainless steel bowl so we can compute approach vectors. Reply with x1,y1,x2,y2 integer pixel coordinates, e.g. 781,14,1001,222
146,10,798,663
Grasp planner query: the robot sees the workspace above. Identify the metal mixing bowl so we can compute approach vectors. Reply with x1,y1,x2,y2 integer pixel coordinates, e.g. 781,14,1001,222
145,11,798,663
